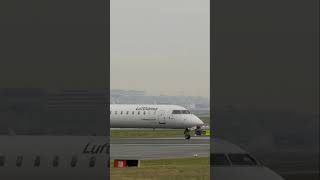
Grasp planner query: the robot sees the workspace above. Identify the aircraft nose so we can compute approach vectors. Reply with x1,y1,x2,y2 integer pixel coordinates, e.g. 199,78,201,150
194,116,204,126
198,118,204,126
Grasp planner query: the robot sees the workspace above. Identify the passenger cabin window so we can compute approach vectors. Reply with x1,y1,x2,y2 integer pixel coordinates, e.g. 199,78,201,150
89,156,96,167
52,156,59,167
70,155,78,167
16,155,23,167
211,154,230,166
0,155,5,167
228,154,258,166
34,156,40,167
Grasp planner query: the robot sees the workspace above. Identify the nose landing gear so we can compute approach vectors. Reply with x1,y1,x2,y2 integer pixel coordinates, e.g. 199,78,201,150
184,128,191,139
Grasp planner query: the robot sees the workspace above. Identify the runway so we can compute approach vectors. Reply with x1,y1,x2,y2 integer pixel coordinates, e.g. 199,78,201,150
110,137,210,160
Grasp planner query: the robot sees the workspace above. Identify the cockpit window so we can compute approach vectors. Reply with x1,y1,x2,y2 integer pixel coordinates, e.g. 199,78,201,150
211,153,231,166
172,110,191,114
228,154,258,165
181,110,190,114
172,110,181,114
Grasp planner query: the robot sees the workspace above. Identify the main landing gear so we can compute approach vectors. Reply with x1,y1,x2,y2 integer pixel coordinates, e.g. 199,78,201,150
184,128,191,139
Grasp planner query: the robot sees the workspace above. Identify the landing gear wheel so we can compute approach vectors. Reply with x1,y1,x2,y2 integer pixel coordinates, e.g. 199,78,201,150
184,128,191,139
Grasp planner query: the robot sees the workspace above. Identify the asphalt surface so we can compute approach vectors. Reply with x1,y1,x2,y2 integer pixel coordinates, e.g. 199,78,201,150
110,137,210,160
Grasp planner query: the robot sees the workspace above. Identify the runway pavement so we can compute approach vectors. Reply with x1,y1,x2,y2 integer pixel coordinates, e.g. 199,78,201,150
110,137,210,160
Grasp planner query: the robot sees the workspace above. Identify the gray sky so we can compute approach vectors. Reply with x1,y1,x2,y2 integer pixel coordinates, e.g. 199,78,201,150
111,0,210,97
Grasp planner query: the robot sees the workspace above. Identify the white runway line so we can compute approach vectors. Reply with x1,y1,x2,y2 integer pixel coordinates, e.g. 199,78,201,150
110,137,210,160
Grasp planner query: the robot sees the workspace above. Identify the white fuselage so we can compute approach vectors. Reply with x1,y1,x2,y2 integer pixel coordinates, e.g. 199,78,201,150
0,136,108,180
211,138,285,180
110,104,204,129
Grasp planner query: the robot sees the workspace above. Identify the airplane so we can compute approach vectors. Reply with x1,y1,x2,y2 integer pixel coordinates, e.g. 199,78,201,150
0,136,109,180
109,104,205,139
211,138,285,180
0,104,203,179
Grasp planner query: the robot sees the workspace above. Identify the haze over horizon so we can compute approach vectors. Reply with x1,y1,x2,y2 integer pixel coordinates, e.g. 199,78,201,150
111,88,209,98
111,0,210,98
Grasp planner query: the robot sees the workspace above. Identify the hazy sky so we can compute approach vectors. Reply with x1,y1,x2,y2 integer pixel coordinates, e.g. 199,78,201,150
111,0,210,97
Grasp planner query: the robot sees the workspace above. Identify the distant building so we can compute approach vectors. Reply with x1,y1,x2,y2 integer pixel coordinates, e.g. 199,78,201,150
110,89,210,111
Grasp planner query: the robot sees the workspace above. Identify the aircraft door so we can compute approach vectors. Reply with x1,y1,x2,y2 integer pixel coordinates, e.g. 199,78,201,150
158,110,166,127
